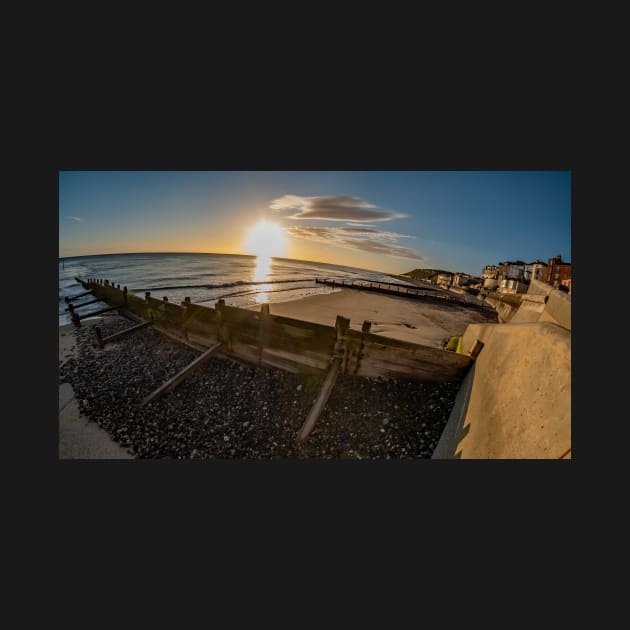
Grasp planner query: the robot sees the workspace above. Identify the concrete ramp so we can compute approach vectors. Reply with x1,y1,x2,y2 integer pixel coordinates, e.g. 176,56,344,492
510,279,571,330
433,321,571,459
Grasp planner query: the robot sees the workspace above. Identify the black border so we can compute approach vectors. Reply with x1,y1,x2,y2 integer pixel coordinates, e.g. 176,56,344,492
18,115,589,564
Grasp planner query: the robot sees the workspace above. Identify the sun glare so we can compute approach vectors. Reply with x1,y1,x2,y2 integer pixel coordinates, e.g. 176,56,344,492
244,221,286,258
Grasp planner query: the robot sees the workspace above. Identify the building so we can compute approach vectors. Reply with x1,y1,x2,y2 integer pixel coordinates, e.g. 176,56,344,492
498,260,527,283
482,265,499,280
452,273,471,287
545,254,571,289
436,273,453,287
498,278,529,294
523,260,548,283
481,265,499,290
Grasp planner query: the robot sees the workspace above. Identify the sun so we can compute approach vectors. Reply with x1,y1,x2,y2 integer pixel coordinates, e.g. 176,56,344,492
244,220,286,257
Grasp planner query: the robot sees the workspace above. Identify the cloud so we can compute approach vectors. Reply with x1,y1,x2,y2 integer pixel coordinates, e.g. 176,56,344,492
270,195,407,222
67,216,84,222
287,225,423,261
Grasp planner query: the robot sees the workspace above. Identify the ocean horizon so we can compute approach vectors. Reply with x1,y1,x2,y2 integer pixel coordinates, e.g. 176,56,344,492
59,252,415,326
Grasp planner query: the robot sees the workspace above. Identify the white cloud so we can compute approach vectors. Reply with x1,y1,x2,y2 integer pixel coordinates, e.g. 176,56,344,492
67,216,84,222
270,195,407,222
287,225,423,261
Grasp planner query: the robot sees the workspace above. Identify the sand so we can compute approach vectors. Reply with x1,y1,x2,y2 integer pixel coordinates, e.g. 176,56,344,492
59,322,133,459
246,289,496,348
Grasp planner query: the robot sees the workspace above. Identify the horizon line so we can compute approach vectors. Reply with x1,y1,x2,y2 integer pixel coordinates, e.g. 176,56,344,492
57,250,413,278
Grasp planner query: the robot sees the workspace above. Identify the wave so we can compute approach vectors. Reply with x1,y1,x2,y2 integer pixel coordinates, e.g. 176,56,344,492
196,284,317,303
138,278,313,292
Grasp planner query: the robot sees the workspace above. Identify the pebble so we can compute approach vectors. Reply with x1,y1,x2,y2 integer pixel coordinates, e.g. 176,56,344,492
59,314,460,460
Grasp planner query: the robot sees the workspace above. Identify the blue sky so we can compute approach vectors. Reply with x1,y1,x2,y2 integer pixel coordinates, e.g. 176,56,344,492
59,171,571,276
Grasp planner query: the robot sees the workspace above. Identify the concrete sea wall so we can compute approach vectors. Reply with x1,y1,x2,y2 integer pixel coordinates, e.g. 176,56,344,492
434,281,571,459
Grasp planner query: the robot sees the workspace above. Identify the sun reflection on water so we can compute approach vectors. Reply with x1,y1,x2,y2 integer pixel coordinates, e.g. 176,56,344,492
253,256,273,304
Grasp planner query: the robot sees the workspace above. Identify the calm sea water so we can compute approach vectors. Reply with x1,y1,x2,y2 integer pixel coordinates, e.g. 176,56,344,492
58,253,415,326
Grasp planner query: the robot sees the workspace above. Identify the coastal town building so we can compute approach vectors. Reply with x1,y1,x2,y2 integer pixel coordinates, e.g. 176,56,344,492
480,255,569,296
482,265,499,280
545,254,571,290
482,265,500,290
523,260,548,283
498,278,529,294
498,261,527,283
452,273,471,287
436,273,453,287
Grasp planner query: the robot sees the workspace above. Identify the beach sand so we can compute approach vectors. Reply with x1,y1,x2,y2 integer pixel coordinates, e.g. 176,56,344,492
246,288,496,347
58,322,133,459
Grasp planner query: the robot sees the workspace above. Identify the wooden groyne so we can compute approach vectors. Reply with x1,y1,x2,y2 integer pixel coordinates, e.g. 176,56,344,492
73,277,476,441
315,277,490,310
74,277,473,383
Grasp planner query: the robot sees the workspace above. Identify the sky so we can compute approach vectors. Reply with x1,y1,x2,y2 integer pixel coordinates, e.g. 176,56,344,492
59,171,571,276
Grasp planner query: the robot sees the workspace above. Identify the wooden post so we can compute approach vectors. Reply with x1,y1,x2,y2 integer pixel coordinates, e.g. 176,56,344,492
215,299,230,350
68,302,75,320
258,303,271,364
100,319,152,346
296,313,350,441
141,342,223,406
65,290,93,303
77,304,120,320
64,298,102,311
123,286,128,307
181,301,189,338
353,320,371,374
297,357,341,443
163,296,168,302
145,291,151,302
68,304,81,328
94,325,104,349
335,315,350,374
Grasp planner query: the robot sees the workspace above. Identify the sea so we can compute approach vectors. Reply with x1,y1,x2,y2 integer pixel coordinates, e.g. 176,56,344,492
59,252,416,326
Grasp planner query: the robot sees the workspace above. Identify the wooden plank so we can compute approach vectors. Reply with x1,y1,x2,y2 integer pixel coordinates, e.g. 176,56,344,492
355,343,472,382
297,357,341,442
64,297,103,311
65,290,93,303
77,304,121,320
141,342,223,406
101,319,153,345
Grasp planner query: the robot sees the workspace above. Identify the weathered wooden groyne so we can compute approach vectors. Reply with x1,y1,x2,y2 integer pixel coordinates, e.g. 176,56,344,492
69,276,476,441
71,276,473,380
315,277,491,310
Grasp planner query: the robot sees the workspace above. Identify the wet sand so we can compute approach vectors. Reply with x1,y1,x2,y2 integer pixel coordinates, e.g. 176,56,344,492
246,288,496,347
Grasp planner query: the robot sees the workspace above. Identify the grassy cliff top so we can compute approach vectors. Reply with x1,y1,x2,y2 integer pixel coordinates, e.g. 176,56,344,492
403,268,454,281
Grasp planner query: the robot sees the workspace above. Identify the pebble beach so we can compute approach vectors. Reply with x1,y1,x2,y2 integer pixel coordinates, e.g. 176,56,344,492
59,313,461,459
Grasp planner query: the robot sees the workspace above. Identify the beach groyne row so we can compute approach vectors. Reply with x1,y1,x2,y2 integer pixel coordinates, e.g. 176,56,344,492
315,278,490,310
73,277,473,383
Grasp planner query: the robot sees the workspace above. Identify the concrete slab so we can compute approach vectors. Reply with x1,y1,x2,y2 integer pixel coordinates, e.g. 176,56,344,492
433,321,571,459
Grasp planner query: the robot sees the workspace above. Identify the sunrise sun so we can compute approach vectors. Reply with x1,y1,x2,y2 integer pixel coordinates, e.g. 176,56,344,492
244,220,286,257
